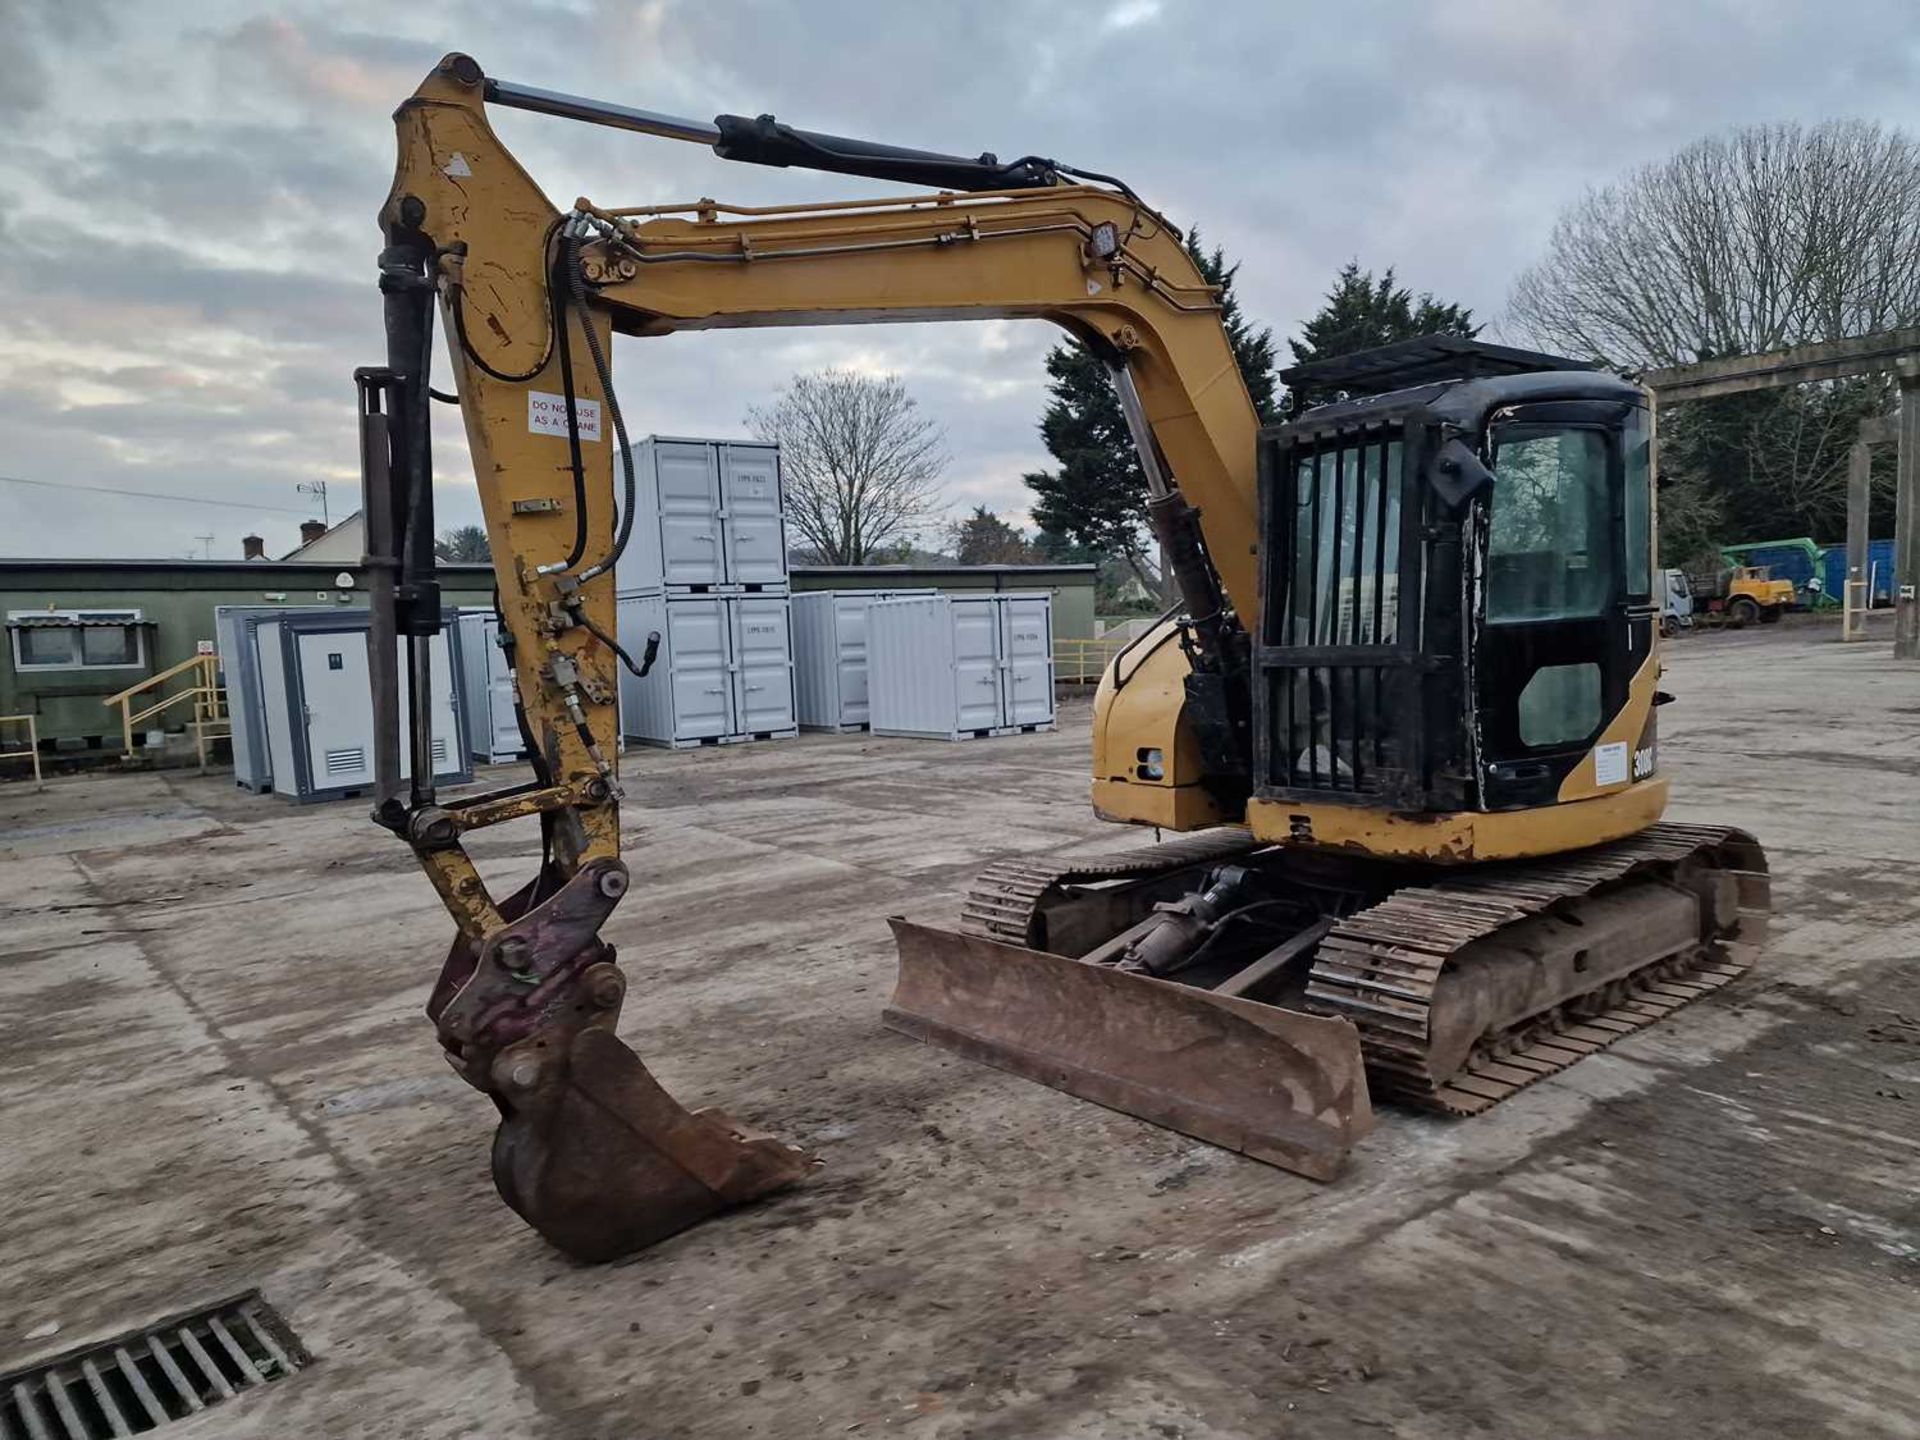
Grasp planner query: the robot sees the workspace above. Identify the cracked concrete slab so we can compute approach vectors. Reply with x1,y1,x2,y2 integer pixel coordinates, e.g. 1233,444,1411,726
1,627,1916,1438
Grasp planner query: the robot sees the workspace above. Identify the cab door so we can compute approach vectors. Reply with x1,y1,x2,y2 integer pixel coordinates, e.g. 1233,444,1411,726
1473,400,1653,810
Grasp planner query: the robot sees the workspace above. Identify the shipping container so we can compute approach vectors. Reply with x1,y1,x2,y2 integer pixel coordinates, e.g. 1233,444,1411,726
790,589,938,731
614,437,788,595
868,593,1055,740
249,611,471,802
455,610,529,764
616,592,797,748
1822,538,1898,604
215,604,300,792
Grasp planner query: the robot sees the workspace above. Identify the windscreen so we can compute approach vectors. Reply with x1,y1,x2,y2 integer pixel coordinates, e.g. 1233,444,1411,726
1485,425,1615,622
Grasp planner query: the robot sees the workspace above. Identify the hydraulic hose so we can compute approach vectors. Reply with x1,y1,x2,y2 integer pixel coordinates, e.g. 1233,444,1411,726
566,224,638,585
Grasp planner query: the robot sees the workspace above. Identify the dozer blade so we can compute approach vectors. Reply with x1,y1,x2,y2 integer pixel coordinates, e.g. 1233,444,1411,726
489,1023,816,1263
885,918,1372,1181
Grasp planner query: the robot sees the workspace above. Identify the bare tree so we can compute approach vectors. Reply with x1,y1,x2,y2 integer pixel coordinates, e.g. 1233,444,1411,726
746,370,946,565
1509,120,1920,366
1509,121,1920,543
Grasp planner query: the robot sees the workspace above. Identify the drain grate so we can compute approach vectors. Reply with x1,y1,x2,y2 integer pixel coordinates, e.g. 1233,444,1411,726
1,1292,306,1438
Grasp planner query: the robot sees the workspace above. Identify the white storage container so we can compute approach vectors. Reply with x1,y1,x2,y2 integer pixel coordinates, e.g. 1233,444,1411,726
790,589,937,731
614,437,788,595
215,603,298,793
616,593,798,748
455,610,528,764
868,593,1056,740
254,612,472,802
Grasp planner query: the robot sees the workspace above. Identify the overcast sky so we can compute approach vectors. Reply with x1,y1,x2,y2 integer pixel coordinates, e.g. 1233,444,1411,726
4,0,1918,560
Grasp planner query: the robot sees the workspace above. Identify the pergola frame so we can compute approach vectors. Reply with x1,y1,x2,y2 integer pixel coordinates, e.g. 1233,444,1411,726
1642,328,1920,656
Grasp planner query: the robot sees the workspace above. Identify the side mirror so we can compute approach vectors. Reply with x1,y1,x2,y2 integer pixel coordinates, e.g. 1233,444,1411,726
1430,437,1494,507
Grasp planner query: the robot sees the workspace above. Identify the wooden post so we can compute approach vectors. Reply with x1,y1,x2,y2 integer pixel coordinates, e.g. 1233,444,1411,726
1897,365,1920,660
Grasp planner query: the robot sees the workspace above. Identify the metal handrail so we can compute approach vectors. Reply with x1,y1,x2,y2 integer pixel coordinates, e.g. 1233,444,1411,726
102,654,229,767
99,651,214,708
1055,635,1129,684
0,713,43,790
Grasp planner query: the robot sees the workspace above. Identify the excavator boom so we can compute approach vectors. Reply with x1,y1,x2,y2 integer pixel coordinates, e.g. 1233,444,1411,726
365,53,1360,1261
366,56,1762,1261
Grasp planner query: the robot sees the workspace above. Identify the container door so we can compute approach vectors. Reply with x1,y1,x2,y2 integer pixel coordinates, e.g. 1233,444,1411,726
257,622,294,793
483,618,523,759
998,596,1054,726
298,631,377,790
719,445,786,587
834,594,875,726
426,631,461,777
951,599,1004,732
731,597,795,734
655,442,725,588
666,598,733,739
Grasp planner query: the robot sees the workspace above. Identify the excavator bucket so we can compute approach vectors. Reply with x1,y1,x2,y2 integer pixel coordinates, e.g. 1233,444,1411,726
431,863,814,1262
884,918,1372,1180
489,1024,816,1263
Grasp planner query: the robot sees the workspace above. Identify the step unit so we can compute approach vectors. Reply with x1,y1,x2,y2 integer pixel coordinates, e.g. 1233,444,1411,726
868,592,1056,741
616,592,798,749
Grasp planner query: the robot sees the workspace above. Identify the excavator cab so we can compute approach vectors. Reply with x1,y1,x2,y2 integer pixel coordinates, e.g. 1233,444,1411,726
1257,341,1661,829
891,338,1765,1176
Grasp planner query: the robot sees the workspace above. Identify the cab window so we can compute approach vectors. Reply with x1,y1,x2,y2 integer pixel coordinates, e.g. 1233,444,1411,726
1485,427,1614,622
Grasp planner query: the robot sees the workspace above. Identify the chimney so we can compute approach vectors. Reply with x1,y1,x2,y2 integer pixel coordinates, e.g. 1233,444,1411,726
299,519,328,546
242,534,266,561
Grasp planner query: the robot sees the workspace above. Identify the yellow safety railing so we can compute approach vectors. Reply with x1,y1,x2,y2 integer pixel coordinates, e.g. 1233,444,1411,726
101,654,230,769
1,713,43,790
1056,636,1129,684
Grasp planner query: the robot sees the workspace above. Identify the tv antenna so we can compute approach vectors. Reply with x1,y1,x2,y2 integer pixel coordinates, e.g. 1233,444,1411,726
297,478,330,526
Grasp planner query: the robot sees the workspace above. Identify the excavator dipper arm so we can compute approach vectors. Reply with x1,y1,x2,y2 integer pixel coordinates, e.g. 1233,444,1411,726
366,52,1288,1260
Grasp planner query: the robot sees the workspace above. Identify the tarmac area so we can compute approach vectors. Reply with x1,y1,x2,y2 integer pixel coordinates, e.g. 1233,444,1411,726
2,617,1917,1438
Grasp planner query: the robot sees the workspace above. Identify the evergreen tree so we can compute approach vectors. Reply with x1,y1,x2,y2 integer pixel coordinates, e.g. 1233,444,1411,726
948,506,1038,565
1658,378,1895,546
1286,263,1478,408
1024,229,1279,594
1189,229,1281,426
434,524,491,562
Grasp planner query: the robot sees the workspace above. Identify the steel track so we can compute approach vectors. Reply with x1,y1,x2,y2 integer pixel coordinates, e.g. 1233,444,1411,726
957,821,1770,1116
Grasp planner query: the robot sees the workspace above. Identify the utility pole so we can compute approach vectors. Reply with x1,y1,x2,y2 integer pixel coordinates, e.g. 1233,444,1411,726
195,533,214,560
298,478,330,526
1896,358,1920,660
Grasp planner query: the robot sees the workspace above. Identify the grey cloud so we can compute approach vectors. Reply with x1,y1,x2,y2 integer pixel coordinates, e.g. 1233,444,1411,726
0,0,116,116
23,121,370,238
7,0,1920,559
0,220,369,348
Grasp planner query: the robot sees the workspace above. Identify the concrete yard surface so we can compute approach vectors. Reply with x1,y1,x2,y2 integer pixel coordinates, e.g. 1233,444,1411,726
3,623,1917,1438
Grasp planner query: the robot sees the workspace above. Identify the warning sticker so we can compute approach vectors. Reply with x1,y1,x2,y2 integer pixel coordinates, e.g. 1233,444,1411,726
1592,740,1629,787
528,391,602,442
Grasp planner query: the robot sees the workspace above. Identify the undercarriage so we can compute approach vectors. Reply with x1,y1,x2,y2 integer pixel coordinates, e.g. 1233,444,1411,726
886,824,1769,1179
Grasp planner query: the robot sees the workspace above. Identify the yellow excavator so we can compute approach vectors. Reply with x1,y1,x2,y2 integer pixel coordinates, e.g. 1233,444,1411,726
363,54,1770,1261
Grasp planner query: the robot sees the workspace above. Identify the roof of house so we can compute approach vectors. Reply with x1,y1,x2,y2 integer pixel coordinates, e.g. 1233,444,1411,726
280,509,365,561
